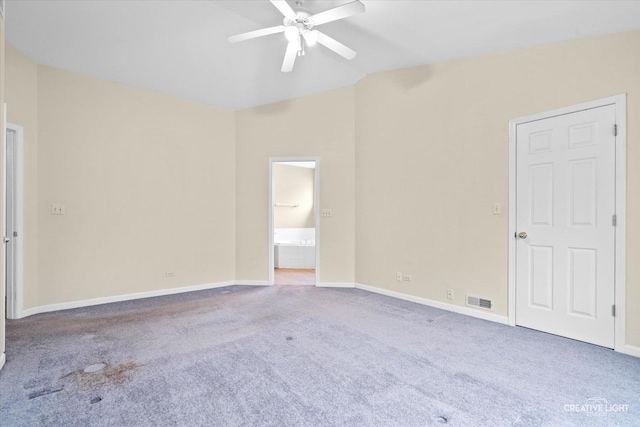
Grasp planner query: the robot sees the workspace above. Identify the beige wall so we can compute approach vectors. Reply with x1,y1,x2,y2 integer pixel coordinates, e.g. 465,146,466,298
35,66,236,305
355,29,640,346
236,87,356,284
274,163,314,229
6,44,38,309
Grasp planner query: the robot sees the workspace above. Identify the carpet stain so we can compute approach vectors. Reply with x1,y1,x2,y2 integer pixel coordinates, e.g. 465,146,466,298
286,336,293,341
7,297,224,339
90,397,102,404
62,361,143,388
28,387,63,400
436,415,448,423
23,378,48,389
84,363,107,373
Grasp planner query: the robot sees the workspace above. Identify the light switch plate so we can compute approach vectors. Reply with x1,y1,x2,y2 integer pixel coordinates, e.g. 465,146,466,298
492,203,501,215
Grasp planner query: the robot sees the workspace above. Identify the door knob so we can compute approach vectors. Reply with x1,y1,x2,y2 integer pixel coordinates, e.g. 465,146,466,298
3,237,10,244
518,231,528,239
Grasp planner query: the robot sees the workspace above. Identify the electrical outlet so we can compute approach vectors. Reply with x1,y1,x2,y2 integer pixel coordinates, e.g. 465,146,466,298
165,272,175,278
447,288,455,300
321,209,332,217
403,274,412,282
51,203,66,215
396,272,403,281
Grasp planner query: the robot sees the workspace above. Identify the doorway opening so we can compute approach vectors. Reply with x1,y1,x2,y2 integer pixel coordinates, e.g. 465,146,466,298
269,158,319,286
5,123,24,320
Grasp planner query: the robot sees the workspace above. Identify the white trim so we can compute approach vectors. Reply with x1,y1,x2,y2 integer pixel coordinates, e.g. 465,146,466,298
613,97,627,355
355,283,510,325
0,353,5,372
620,345,640,358
18,281,236,318
316,282,355,288
235,280,270,286
269,160,274,285
268,157,320,286
508,94,627,351
508,116,517,327
5,123,24,320
1,105,5,358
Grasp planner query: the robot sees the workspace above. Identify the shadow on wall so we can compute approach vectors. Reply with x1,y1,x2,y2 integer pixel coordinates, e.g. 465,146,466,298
394,64,433,90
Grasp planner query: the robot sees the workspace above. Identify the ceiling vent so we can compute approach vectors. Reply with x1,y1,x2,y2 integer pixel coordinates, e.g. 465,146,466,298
466,295,493,310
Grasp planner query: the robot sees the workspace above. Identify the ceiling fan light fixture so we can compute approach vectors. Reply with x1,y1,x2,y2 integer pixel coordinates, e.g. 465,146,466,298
303,30,318,46
284,26,299,42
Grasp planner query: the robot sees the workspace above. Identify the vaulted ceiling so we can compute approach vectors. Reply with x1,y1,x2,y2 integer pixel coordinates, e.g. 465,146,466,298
6,1,640,110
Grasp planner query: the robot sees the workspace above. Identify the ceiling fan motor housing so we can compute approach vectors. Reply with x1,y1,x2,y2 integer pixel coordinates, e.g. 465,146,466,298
284,11,315,32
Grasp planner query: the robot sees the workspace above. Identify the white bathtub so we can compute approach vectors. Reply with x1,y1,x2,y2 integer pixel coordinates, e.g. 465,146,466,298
274,241,316,269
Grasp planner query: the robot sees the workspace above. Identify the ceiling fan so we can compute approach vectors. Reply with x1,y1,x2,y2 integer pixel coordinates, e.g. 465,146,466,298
228,0,365,72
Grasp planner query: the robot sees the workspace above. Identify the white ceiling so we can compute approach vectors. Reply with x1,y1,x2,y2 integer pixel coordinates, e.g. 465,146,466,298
6,1,640,110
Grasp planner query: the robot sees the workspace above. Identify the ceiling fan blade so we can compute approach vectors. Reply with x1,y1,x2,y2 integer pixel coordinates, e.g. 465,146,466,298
228,25,285,43
281,38,300,72
316,31,357,60
270,0,297,20
310,1,365,26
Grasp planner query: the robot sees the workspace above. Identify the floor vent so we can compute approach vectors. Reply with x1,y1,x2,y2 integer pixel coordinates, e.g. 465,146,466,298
466,295,493,310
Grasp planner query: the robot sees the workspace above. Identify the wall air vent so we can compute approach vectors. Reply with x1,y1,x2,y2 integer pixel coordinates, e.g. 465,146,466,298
466,295,493,310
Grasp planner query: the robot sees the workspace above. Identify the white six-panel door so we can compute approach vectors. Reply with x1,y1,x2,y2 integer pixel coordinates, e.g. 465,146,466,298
515,105,616,348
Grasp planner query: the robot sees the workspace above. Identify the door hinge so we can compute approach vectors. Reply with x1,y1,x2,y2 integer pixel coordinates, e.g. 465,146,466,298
612,304,616,317
612,214,617,226
13,231,17,237
614,124,618,136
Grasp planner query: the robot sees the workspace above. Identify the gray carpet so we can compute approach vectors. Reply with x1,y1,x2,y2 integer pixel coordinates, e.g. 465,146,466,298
0,285,638,426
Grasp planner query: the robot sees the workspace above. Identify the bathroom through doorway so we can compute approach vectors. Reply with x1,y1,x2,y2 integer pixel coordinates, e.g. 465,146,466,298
269,158,319,286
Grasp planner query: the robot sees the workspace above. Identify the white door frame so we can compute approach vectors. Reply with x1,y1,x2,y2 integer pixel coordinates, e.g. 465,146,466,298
5,123,24,319
268,157,320,286
508,94,626,353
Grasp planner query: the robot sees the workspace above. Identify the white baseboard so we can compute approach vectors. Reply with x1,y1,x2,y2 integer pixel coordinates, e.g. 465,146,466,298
316,282,356,288
355,283,510,325
19,281,237,318
0,353,5,371
235,280,270,286
620,345,640,358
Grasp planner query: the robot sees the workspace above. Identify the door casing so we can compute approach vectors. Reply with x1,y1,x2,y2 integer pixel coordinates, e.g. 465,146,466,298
5,123,24,320
508,94,627,353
